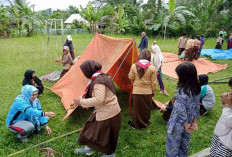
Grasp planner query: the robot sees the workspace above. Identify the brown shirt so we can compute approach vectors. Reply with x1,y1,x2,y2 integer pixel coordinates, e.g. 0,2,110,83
80,84,121,121
194,39,201,48
185,39,194,49
128,64,157,94
178,36,187,48
62,53,73,70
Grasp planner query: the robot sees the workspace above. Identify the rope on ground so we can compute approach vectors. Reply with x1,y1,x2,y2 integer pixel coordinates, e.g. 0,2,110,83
162,73,177,90
209,76,231,84
8,128,82,157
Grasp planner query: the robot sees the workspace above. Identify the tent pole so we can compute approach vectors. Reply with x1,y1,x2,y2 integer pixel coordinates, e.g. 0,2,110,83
112,43,134,80
128,39,136,115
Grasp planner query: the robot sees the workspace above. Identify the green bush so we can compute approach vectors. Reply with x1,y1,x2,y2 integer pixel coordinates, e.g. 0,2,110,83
205,28,218,38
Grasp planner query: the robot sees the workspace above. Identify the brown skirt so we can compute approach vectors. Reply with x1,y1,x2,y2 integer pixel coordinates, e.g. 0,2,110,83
132,94,153,129
78,112,122,155
193,46,199,60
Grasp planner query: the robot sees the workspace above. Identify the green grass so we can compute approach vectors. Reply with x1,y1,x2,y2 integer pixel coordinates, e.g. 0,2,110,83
0,34,230,157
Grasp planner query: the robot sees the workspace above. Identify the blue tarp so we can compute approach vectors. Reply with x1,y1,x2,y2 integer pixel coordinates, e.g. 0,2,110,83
201,48,232,60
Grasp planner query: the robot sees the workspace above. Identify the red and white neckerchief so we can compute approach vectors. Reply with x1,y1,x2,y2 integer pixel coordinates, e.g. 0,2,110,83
136,59,151,69
82,70,102,98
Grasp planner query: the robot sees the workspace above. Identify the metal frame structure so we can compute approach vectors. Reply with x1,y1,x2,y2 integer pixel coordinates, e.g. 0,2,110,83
43,19,64,56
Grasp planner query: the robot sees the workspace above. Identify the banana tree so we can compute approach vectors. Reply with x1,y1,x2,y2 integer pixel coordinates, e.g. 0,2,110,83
148,0,195,39
113,5,129,34
80,2,103,32
0,7,11,37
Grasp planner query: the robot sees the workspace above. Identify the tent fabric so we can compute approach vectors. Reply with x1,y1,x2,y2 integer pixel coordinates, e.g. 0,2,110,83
162,53,228,79
51,33,138,120
201,48,232,59
40,71,61,82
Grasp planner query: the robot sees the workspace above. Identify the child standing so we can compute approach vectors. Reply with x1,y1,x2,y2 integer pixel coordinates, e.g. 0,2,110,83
215,34,223,49
151,41,168,96
177,33,187,57
210,92,232,157
128,49,157,129
166,62,201,157
55,46,74,79
193,35,201,60
73,60,121,157
184,36,194,61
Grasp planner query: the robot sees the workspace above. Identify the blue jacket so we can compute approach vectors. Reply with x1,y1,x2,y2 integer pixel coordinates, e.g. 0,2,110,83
138,36,148,51
6,85,48,128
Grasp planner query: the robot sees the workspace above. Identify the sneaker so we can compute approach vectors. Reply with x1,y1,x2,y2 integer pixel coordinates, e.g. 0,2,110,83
101,154,115,157
17,134,28,142
128,121,136,130
74,146,93,155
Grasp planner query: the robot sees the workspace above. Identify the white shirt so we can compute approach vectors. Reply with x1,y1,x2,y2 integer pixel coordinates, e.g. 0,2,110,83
214,107,232,150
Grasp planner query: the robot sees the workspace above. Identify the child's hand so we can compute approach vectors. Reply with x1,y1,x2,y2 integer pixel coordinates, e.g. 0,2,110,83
190,122,198,131
184,123,191,133
160,105,167,111
54,58,59,62
221,92,232,107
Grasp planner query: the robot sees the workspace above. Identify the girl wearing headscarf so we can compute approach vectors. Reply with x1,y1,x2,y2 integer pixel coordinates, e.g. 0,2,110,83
198,74,215,115
22,69,44,95
6,85,56,142
55,46,74,79
128,49,157,129
73,60,121,157
151,41,168,96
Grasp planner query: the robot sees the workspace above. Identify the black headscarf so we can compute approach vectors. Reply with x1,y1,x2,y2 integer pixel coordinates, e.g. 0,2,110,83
22,69,44,94
80,60,116,98
22,69,35,85
198,74,208,86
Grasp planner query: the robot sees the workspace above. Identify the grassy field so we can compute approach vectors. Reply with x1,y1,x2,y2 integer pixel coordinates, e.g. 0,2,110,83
0,34,231,157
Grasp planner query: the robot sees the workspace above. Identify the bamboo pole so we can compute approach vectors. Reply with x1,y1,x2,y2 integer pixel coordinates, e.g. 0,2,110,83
61,19,64,46
45,19,53,57
8,128,82,157
55,20,57,48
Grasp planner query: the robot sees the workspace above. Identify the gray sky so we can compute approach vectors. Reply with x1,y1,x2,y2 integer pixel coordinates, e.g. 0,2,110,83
27,0,149,11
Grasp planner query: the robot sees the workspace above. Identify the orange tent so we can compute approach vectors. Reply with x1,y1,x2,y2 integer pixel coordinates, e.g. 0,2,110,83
51,33,138,120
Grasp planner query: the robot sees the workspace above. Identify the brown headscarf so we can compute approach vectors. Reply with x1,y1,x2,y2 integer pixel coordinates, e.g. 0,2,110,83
136,49,151,78
80,60,116,98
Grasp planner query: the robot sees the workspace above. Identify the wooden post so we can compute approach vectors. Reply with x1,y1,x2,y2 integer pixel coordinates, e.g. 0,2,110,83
55,19,57,48
42,21,47,50
45,19,53,57
61,19,64,46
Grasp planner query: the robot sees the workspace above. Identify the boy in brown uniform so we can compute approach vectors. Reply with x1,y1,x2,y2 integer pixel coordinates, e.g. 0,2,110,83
177,33,187,57
184,36,195,61
193,35,201,60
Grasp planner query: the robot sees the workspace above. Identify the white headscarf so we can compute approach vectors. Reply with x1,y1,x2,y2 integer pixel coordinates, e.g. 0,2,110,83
151,44,164,70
